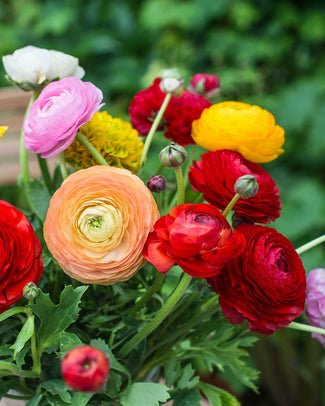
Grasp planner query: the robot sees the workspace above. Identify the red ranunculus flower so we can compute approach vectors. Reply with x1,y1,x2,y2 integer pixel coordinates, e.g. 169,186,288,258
129,78,211,145
188,149,281,224
61,345,110,392
0,201,43,313
207,224,306,334
142,203,246,278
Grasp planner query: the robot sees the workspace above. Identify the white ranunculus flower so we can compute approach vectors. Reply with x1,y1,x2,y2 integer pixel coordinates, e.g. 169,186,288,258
2,45,85,85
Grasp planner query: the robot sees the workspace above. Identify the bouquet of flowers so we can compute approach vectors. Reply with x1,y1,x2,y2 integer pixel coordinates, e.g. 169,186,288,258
0,45,325,406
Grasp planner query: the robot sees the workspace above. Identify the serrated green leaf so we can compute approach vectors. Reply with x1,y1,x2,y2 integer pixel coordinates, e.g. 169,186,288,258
10,315,34,359
71,392,93,405
32,285,88,353
177,364,199,390
172,387,202,406
199,382,241,406
120,383,170,406
0,361,38,378
40,379,72,403
26,179,51,222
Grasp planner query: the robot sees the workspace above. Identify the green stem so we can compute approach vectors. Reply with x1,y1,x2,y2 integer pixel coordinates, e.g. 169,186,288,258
295,234,325,255
129,272,165,317
287,321,325,336
26,299,41,375
59,152,69,180
222,193,240,218
118,272,192,356
3,394,32,401
37,155,52,192
140,93,172,167
174,166,185,205
76,132,108,165
20,93,38,189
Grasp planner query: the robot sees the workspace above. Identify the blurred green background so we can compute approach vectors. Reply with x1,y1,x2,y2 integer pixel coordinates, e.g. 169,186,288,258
1,0,325,405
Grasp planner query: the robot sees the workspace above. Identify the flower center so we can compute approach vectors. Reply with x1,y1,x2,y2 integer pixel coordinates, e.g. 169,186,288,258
77,203,123,244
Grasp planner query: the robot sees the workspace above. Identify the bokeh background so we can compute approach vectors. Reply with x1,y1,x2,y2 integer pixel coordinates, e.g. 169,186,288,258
0,0,325,405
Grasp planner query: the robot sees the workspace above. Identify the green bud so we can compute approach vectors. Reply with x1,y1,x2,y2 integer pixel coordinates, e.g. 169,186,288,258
159,142,188,168
234,175,259,199
159,67,183,81
160,77,184,97
23,282,39,300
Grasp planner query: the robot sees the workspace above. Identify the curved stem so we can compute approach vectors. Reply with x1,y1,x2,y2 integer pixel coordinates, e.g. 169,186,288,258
140,93,172,167
129,272,165,317
26,299,41,375
287,321,325,336
118,272,192,356
59,152,69,180
222,193,240,218
76,132,108,165
174,166,185,205
296,234,325,255
37,155,52,192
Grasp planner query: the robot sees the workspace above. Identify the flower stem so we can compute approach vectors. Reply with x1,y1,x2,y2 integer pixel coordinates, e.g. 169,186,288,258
140,93,172,167
37,155,52,192
222,193,240,218
76,132,108,165
295,234,325,255
26,299,41,375
129,272,165,317
118,272,192,356
20,93,37,189
287,321,325,336
59,152,69,180
174,166,185,205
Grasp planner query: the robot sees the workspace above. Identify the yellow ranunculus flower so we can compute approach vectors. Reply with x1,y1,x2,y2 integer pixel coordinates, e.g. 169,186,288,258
191,101,285,163
0,126,8,138
65,111,143,173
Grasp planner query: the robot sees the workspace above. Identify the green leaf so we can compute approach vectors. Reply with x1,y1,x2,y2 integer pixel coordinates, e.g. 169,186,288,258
199,382,241,406
0,361,38,378
172,387,202,406
10,315,34,359
40,380,71,403
70,392,93,406
26,178,51,222
32,285,88,353
120,383,170,406
0,307,27,323
177,364,199,390
26,394,43,406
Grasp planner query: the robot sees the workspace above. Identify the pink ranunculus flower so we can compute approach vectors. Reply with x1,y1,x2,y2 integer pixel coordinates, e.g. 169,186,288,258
306,268,325,346
23,77,104,158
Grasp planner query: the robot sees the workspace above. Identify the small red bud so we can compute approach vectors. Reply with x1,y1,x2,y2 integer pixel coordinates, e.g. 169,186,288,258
188,73,220,100
61,345,110,392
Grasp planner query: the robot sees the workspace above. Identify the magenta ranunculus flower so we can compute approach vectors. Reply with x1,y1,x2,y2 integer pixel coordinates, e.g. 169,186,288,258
306,268,325,346
23,77,104,158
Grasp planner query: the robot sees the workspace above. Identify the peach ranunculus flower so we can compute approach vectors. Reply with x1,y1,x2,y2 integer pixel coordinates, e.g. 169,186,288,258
44,166,159,285
191,101,285,163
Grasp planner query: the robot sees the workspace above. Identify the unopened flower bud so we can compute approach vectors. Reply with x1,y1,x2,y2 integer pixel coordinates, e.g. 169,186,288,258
160,77,184,97
23,282,39,300
147,175,166,193
234,175,259,199
306,268,325,346
188,73,220,100
159,67,182,81
61,345,110,392
160,143,187,168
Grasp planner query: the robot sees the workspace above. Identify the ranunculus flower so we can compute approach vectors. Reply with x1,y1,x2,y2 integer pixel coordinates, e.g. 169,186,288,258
306,268,325,346
188,73,220,99
207,225,306,334
44,166,159,285
0,200,43,313
188,150,281,224
0,126,8,138
61,346,110,392
23,77,103,158
142,203,246,278
191,101,285,163
2,45,84,87
129,78,211,145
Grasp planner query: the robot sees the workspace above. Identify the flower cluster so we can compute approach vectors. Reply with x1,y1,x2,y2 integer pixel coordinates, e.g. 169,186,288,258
0,45,324,405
